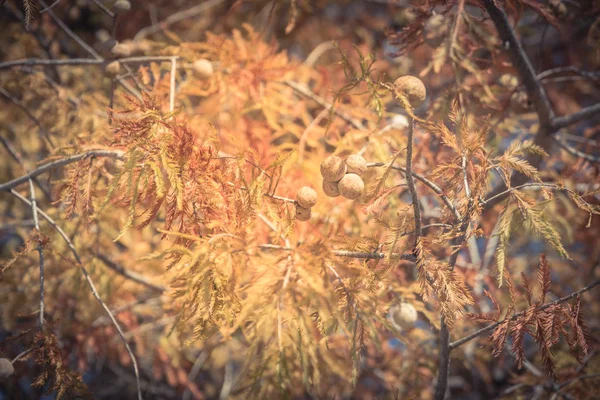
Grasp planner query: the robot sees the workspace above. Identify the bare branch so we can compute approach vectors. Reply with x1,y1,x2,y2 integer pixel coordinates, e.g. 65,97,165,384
0,56,179,70
553,135,600,163
367,162,462,221
0,150,124,192
89,0,115,18
10,190,143,400
11,348,34,364
537,66,600,81
0,134,52,199
482,0,554,128
95,253,166,293
169,57,177,112
405,117,422,243
0,87,53,147
552,103,600,131
483,182,561,205
434,320,451,400
284,80,367,130
331,250,415,261
481,0,556,210
39,0,61,13
37,0,102,60
28,179,45,329
134,0,226,40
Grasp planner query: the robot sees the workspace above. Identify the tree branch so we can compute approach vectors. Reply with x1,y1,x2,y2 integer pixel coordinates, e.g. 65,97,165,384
405,116,422,243
10,189,143,400
28,179,45,329
449,278,600,350
367,162,461,221
0,150,124,192
284,80,367,130
0,56,180,70
434,319,451,400
481,0,556,210
37,0,102,60
331,250,415,261
95,253,166,293
134,0,226,40
552,103,600,131
482,0,554,129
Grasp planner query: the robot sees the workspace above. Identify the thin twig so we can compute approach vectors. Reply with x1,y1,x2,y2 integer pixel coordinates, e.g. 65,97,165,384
95,253,166,292
0,56,180,70
257,213,295,365
331,250,415,261
10,190,143,400
169,57,177,112
284,80,367,130
28,179,45,329
462,156,471,200
435,153,474,400
0,135,52,200
11,348,34,363
40,0,61,13
34,0,141,99
449,278,600,350
219,357,234,400
405,117,422,243
304,41,336,66
367,162,462,221
434,319,451,400
89,0,115,18
553,135,600,163
482,182,583,205
556,372,600,390
298,108,328,164
552,103,600,131
265,193,296,204
92,295,163,327
258,244,293,251
558,132,600,147
123,316,175,340
182,351,210,400
134,0,226,40
37,0,102,60
0,149,124,192
0,87,54,147
537,66,600,81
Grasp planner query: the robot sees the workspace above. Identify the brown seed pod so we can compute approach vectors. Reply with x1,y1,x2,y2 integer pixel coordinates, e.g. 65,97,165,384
322,179,340,197
113,0,131,12
393,76,426,109
422,14,448,48
192,59,214,80
295,204,311,221
387,302,418,331
345,154,367,176
338,173,364,200
0,358,14,379
549,0,568,19
394,7,417,26
296,186,317,209
104,61,121,77
510,91,532,114
320,155,346,182
498,73,519,90
111,42,132,58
